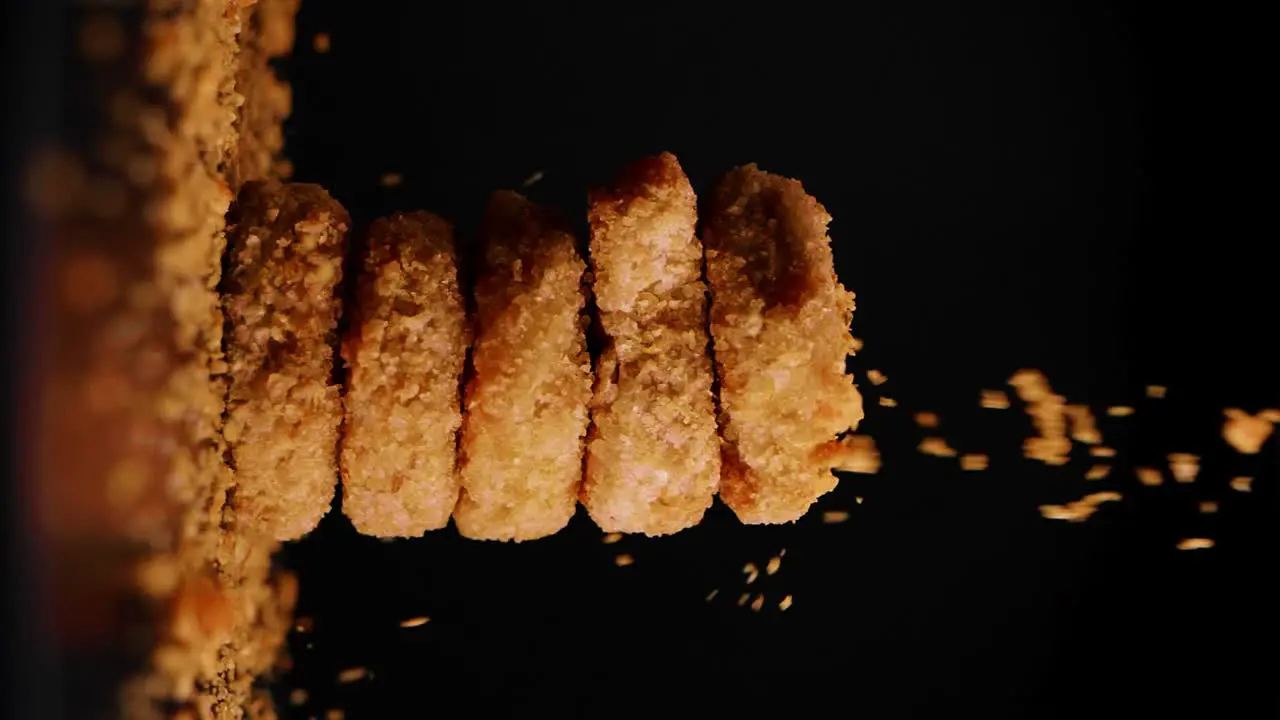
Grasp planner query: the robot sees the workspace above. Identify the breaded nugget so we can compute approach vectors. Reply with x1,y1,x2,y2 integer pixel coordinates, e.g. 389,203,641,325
703,164,865,524
223,181,348,541
454,191,592,541
580,153,720,536
340,213,471,537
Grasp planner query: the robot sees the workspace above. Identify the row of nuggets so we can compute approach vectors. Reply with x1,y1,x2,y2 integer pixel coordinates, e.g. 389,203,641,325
221,153,866,541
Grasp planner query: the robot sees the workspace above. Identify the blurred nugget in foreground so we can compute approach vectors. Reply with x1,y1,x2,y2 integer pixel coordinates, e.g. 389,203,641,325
341,213,471,537
581,153,720,536
223,181,349,540
704,165,864,524
454,192,592,541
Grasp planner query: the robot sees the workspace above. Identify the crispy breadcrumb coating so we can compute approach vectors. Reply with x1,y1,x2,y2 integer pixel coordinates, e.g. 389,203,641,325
223,181,349,541
703,164,864,524
454,192,592,541
340,212,470,537
581,153,720,536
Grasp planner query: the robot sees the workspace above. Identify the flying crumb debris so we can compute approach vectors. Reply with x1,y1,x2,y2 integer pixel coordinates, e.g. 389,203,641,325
1085,465,1111,481
743,563,759,584
766,556,782,576
1230,476,1253,493
855,496,863,504
918,437,957,457
326,710,345,720
1177,538,1214,551
602,532,623,544
294,617,314,633
521,170,545,188
850,336,865,353
399,617,430,628
706,589,719,602
867,369,888,385
337,667,369,684
289,689,308,707
614,554,635,567
379,172,403,188
779,595,794,611
1090,446,1117,458
1146,385,1167,399
960,453,988,471
313,32,331,53
1065,405,1102,444
1039,491,1122,522
822,510,850,524
1136,467,1163,487
1167,453,1200,483
1009,369,1071,465
1222,409,1277,454
981,389,1011,410
750,594,765,612
879,397,898,408
914,412,939,428
829,434,880,474
1198,501,1219,514
1263,409,1280,422
1106,406,1135,417
737,593,750,607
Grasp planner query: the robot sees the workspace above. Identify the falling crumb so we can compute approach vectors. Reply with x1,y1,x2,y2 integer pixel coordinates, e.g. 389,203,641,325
918,437,957,457
521,170,545,187
326,710,345,720
1136,467,1163,487
1085,465,1111,481
1039,490,1122,522
294,617,314,633
779,595,794,611
829,434,881,474
337,667,368,684
1065,405,1102,445
867,369,888,385
289,689,308,707
1089,446,1117,458
750,594,765,612
379,172,403,188
766,556,782,576
980,389,1011,410
1198,501,1219,514
1009,370,1071,465
850,336,865,353
1177,538,1214,551
1230,476,1253,493
737,593,750,607
855,496,864,504
1106,406,1135,417
313,32,331,53
1222,409,1276,454
959,453,988,471
779,548,786,557
742,562,759,584
1262,409,1280,422
705,589,719,602
602,532,623,544
614,554,634,567
1167,453,1200,483
1146,385,1167,399
878,397,898,408
399,616,430,628
822,510,850,524
914,411,939,428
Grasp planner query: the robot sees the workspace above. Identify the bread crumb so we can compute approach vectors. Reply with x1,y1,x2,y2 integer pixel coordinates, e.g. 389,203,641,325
312,32,331,53
737,593,750,607
1146,385,1166,399
766,556,782,576
1089,446,1116,458
822,510,850,524
829,434,880,474
1065,405,1102,444
399,617,430,628
914,411,939,428
1167,453,1200,483
1085,465,1111,481
294,617,315,634
1222,408,1276,454
326,710,345,720
614,554,634,567
743,562,759,584
1008,369,1071,465
1198,501,1218,514
1177,538,1214,550
878,397,898,408
750,594,765,612
960,453,988,471
1136,467,1163,487
379,172,403,188
1106,406,1135,417
980,389,1010,410
1230,476,1253,493
521,170,545,187
849,336,865,354
918,437,957,457
779,595,794,611
337,667,368,684
1039,490,1122,522
602,532,623,544
289,689,308,706
867,369,887,386
705,589,719,602
855,496,863,504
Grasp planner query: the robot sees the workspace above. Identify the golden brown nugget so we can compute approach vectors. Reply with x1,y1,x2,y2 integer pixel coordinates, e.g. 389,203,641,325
340,213,471,537
704,164,865,524
454,192,592,541
581,154,720,536
224,181,349,541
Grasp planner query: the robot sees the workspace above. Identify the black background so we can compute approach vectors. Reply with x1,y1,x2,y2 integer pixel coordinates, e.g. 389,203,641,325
264,1,1278,718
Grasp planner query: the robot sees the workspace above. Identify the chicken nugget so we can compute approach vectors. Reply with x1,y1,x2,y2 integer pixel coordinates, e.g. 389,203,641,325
580,153,720,536
454,191,592,541
703,164,864,524
223,181,348,540
340,212,471,537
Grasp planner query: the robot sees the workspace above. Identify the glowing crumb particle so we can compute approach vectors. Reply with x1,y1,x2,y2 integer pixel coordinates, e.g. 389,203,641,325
742,563,759,584
705,589,719,602
855,496,863,505
293,617,314,633
1222,408,1276,454
289,689,308,706
750,594,765,612
379,172,403,187
337,667,368,684
1198,501,1219,514
1167,453,1200,483
830,434,880,474
850,336,865,353
779,595,794,611
1146,385,1167,398
614,554,634,567
521,170,545,187
737,593,750,607
766,557,782,575
867,369,887,385
823,510,850,524
1039,491,1121,522
326,710,345,720
980,389,1011,409
602,532,623,544
1177,538,1214,550
1089,446,1117,457
1106,406,1135,417
959,453,988,471
914,411,939,428
1064,405,1102,444
312,32,331,53
1136,467,1163,486
918,436,957,457
878,397,897,408
1085,465,1111,481
399,616,430,628
1230,476,1253,493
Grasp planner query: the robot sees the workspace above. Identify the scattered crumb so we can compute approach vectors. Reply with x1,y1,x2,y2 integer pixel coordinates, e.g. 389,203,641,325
850,336,865,353
1065,405,1102,444
855,496,863,504
1009,369,1071,465
1198,501,1218,514
960,453,988,471
743,563,759,584
1177,538,1214,551
918,436,957,457
289,689,308,706
878,397,898,407
614,554,634,567
399,617,430,628
867,369,887,386
294,617,315,634
705,589,719,602
1136,467,1164,487
1106,406,1135,417
766,556,782,576
1039,491,1122,522
379,172,403,187
981,389,1011,410
1085,465,1111,481
602,532,623,544
750,594,765,612
1146,385,1166,399
830,434,881,474
1230,476,1253,493
779,548,786,557
312,32,331,53
914,411,939,428
1222,409,1276,454
1090,446,1117,457
521,170,545,187
1167,453,1200,483
737,593,750,607
822,510,850,524
337,667,368,684
326,710,345,720
779,595,794,611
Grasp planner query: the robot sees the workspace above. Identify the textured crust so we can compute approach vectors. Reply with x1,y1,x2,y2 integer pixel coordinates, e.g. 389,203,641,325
581,153,721,536
341,212,471,537
228,0,299,189
454,191,592,541
703,164,864,524
223,181,349,542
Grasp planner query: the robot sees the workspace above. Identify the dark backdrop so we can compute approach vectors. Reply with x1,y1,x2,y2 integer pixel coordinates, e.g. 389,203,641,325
273,1,1272,717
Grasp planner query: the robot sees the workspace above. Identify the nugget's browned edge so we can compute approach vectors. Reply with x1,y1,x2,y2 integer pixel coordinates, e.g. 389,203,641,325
703,164,864,524
581,153,721,536
28,2,300,718
454,192,592,541
229,0,300,190
341,212,471,537
224,181,349,543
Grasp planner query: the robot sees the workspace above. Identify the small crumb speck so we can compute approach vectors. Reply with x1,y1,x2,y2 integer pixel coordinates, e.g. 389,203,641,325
522,170,545,187
1198,501,1218,514
380,172,403,187
914,411,939,428
705,589,719,602
1146,385,1167,398
289,689,308,706
878,397,897,407
981,390,1011,410
823,510,849,524
867,369,888,386
1177,537,1214,550
960,453,988,471
614,554,634,567
399,616,430,628
766,556,781,576
1230,476,1253,493
750,594,765,612
313,32,331,53
602,532,623,544
779,595,794,611
337,667,368,684
1106,406,1135,417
